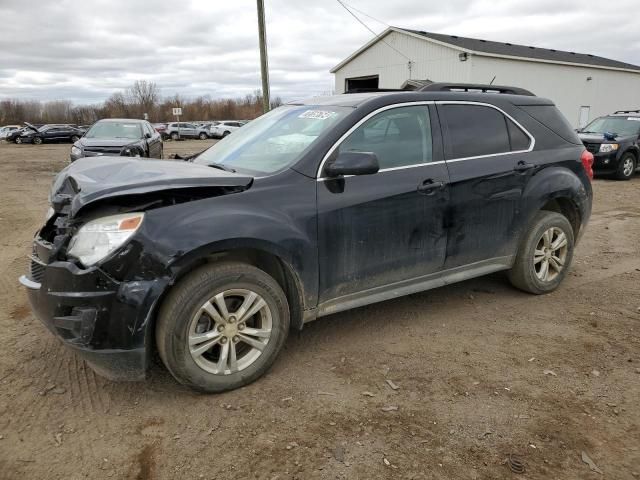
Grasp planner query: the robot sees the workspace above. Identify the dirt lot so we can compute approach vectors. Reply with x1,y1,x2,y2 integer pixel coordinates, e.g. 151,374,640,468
0,140,638,480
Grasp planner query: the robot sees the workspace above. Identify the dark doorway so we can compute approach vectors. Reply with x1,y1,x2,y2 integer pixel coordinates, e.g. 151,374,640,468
345,75,379,93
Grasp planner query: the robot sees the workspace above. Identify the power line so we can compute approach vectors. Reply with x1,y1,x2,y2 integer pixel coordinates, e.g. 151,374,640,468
339,1,389,28
335,0,412,63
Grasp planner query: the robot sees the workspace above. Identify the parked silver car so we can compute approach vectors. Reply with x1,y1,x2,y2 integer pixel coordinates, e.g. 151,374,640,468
165,122,210,140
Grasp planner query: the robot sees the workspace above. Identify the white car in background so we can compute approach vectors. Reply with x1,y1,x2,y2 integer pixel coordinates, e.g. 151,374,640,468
210,120,244,138
0,125,21,140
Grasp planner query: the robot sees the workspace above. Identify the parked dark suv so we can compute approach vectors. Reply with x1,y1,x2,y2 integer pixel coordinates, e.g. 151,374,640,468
578,109,640,179
20,83,593,392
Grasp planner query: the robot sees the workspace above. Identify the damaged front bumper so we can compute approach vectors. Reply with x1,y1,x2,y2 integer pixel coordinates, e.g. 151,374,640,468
19,237,163,381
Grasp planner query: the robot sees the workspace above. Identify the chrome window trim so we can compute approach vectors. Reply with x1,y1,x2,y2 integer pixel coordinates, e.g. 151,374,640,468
316,101,435,181
435,100,535,161
316,100,536,181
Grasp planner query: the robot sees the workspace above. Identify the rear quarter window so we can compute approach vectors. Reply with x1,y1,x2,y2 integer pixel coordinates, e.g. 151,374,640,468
518,105,581,144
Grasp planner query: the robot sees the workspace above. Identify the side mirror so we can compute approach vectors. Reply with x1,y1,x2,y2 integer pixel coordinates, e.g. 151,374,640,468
325,151,379,177
145,132,152,139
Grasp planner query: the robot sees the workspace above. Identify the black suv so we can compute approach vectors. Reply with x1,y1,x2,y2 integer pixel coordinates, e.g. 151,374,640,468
578,110,640,180
20,83,593,392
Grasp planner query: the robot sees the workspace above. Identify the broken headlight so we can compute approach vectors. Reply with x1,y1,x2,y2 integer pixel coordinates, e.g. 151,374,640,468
67,213,144,267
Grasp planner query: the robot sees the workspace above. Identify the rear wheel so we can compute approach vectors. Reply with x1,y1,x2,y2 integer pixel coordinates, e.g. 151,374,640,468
222,131,230,137
508,211,574,294
14,137,23,144
170,132,179,141
615,153,636,180
32,136,43,145
156,262,290,392
71,135,80,143
199,132,208,140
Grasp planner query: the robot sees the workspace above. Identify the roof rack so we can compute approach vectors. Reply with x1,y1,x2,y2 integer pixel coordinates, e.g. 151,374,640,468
613,109,640,114
419,82,535,96
344,88,405,94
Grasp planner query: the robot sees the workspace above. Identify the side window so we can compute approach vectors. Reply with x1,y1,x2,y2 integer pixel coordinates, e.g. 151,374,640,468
441,104,512,158
339,106,432,169
507,119,530,151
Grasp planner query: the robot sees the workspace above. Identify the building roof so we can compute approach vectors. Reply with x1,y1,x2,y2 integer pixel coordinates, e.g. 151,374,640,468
331,27,640,74
400,28,640,72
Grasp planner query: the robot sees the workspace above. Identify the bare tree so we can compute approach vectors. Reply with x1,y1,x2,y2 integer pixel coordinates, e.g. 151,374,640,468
126,80,159,119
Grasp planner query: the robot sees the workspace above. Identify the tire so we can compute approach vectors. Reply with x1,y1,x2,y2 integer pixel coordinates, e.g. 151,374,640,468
170,132,180,141
508,211,574,295
222,131,230,137
32,136,43,145
199,132,208,140
615,153,636,180
71,135,80,143
156,262,290,393
14,137,23,144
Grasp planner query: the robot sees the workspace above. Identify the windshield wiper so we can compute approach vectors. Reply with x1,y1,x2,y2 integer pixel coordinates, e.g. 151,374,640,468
208,162,236,173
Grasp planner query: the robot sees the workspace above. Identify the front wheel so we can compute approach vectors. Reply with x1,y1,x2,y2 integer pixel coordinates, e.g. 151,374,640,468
32,136,43,145
14,137,23,144
222,131,230,137
156,262,290,393
71,135,80,143
199,132,208,140
170,132,180,141
615,153,636,180
508,211,574,294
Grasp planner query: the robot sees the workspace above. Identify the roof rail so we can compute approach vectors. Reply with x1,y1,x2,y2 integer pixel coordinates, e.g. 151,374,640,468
613,109,640,114
419,82,535,96
344,88,405,94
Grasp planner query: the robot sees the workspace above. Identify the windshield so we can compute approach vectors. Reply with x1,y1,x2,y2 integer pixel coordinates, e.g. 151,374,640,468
193,105,351,174
583,116,640,136
85,121,142,139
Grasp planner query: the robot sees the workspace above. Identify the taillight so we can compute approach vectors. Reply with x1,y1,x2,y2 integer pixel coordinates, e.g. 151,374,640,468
581,150,594,181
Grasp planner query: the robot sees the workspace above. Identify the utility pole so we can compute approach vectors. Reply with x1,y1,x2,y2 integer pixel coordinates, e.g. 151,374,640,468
256,0,270,113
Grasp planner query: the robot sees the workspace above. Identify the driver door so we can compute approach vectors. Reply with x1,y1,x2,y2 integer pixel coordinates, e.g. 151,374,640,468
317,104,450,304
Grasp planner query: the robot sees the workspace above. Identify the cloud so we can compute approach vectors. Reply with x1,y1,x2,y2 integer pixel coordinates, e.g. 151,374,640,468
0,0,638,104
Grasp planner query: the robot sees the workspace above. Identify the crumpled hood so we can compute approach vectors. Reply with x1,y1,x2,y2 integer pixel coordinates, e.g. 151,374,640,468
50,157,253,217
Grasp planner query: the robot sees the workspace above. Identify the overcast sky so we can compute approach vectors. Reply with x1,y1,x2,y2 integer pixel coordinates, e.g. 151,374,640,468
1,0,639,105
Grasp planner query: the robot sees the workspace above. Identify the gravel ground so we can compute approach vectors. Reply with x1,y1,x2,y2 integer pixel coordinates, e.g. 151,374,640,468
0,140,639,480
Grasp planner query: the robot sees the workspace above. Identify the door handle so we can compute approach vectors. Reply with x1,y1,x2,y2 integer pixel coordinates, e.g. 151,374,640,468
514,161,536,172
417,179,445,195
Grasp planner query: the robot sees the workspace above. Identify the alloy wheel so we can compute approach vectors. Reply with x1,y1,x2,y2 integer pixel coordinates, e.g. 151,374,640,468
188,289,273,375
533,227,568,282
623,157,635,177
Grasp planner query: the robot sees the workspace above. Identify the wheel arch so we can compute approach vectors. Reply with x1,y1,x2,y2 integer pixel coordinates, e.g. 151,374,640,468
148,242,307,343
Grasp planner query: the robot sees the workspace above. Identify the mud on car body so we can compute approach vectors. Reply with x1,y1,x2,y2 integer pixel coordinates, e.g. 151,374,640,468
21,83,593,392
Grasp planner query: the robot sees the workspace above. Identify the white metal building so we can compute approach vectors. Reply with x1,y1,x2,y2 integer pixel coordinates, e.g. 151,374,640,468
331,27,640,127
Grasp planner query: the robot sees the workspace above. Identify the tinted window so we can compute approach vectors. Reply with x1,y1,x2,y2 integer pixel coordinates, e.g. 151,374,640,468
507,119,530,151
339,106,432,169
441,104,510,158
519,104,581,144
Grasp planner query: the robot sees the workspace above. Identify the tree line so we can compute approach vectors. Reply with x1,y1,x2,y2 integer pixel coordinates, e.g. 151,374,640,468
0,81,282,126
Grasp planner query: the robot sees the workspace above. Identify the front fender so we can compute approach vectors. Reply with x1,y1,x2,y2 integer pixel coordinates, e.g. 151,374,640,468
137,171,318,308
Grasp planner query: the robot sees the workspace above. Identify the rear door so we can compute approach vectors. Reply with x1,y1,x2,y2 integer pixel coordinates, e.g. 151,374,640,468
437,101,535,268
317,103,450,303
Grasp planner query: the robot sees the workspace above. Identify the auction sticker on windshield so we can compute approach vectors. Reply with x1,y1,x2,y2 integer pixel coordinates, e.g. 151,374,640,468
627,117,640,121
298,110,336,120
